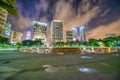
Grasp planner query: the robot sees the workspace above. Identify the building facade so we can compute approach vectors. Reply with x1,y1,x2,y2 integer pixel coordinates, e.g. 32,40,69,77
4,22,11,37
72,27,78,41
79,25,86,42
0,8,8,35
26,31,31,40
22,31,32,41
10,31,23,43
51,20,63,43
66,31,73,42
33,21,47,43
72,25,86,42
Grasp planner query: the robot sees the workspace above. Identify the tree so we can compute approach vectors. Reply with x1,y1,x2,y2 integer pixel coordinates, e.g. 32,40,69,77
88,38,99,47
33,39,43,47
116,36,120,47
69,41,76,47
0,36,9,44
0,0,18,17
21,39,44,47
103,37,117,47
21,40,33,47
65,41,71,47
54,41,64,47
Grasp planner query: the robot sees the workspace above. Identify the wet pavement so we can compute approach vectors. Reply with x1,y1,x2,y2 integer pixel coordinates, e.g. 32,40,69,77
0,51,120,80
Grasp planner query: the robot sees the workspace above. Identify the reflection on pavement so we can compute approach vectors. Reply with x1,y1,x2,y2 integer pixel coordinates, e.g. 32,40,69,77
79,67,98,73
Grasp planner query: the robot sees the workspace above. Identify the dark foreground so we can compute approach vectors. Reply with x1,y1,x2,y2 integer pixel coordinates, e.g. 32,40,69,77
0,50,120,80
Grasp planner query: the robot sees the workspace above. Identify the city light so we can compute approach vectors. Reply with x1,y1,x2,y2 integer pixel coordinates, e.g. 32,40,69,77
0,1,120,80
79,67,98,73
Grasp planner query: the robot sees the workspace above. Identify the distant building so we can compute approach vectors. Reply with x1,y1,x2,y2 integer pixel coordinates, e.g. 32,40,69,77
0,8,8,35
4,22,11,37
22,31,32,41
72,25,86,42
51,20,63,43
79,25,86,42
26,31,31,40
72,27,78,41
105,33,117,38
33,21,47,43
66,31,73,42
10,31,23,43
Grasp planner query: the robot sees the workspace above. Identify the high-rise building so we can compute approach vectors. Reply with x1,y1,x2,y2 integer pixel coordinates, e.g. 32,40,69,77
72,25,86,42
33,21,47,42
22,31,32,40
4,22,11,37
79,25,86,42
0,8,8,35
51,20,63,43
72,27,78,41
66,31,73,42
26,31,31,40
10,31,23,43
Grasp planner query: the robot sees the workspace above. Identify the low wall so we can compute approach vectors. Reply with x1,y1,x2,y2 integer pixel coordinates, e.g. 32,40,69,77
51,47,81,54
18,48,51,54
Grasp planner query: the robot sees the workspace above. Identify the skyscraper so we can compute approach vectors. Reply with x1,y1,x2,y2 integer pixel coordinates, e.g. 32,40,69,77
26,31,31,40
72,25,86,42
0,8,8,35
4,22,11,37
51,20,63,43
10,31,23,43
72,27,78,41
33,21,47,42
80,25,86,42
66,31,73,42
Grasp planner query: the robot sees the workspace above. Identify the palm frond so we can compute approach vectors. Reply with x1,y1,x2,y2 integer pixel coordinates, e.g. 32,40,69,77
0,0,18,17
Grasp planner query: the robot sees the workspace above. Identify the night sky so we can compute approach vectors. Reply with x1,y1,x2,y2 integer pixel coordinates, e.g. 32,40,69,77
8,0,120,40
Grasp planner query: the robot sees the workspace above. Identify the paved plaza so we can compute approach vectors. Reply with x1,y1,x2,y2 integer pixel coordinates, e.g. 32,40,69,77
0,50,120,80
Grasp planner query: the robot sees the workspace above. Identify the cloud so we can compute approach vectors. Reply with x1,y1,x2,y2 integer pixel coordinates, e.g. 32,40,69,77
15,16,32,30
53,0,120,40
40,0,48,12
9,0,49,32
8,14,32,32
34,0,48,20
79,0,91,13
53,0,101,35
54,0,74,21
8,0,120,40
87,18,120,40
100,8,110,17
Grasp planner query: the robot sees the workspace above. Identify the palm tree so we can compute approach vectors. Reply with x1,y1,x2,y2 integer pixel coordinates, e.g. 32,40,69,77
0,0,18,17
